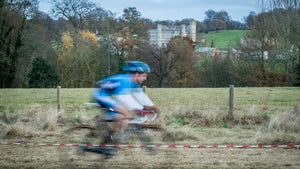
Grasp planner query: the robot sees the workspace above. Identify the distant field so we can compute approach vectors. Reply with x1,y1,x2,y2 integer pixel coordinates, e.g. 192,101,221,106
197,30,248,49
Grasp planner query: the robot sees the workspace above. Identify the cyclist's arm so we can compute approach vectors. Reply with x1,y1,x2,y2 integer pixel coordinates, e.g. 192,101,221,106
131,84,154,106
131,83,161,114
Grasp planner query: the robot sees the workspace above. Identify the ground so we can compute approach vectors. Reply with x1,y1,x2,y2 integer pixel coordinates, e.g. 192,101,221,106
0,145,299,169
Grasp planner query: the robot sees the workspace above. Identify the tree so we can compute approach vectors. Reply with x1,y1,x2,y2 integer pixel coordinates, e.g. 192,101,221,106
198,55,234,87
245,11,256,29
57,30,99,87
204,9,216,22
119,7,149,49
0,0,38,88
214,10,231,23
210,19,226,32
166,36,197,87
28,57,59,88
204,9,235,31
144,45,173,87
138,36,197,87
97,16,120,78
240,12,278,86
52,0,96,28
240,0,300,86
115,7,150,71
265,0,300,85
114,27,138,60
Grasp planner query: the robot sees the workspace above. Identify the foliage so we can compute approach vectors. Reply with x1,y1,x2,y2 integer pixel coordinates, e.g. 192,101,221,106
0,0,38,88
57,30,99,87
114,27,138,60
143,36,198,87
167,36,198,87
118,7,149,59
52,0,97,28
198,57,293,87
28,57,59,88
1,0,299,88
198,56,234,87
239,0,300,86
210,19,226,32
203,9,245,31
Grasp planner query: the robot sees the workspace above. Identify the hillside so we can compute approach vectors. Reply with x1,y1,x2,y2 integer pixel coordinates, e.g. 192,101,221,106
196,30,248,49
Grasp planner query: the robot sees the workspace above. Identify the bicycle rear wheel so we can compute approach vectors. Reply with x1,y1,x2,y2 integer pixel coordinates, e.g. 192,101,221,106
59,122,115,168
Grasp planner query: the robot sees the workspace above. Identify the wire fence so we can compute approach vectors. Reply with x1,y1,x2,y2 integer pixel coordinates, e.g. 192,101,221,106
1,86,299,117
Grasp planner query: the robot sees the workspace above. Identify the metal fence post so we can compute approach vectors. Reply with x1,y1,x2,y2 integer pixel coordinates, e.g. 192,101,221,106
57,86,61,113
229,85,234,119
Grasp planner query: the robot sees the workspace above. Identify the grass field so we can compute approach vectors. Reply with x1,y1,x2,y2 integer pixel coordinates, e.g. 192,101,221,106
1,87,299,144
197,30,248,49
0,87,299,168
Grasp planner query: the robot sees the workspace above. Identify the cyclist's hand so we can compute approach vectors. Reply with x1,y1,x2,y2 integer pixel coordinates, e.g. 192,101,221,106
144,106,161,115
118,105,132,118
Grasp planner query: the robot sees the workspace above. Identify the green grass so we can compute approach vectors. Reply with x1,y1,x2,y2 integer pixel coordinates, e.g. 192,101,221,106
197,30,248,49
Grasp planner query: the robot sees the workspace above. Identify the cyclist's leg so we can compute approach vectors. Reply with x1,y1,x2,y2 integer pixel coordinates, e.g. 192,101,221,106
103,111,130,143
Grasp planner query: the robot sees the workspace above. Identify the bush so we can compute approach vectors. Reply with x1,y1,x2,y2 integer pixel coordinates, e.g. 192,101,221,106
28,57,59,88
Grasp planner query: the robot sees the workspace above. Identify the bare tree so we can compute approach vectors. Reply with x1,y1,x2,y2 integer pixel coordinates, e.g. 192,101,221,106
52,0,96,28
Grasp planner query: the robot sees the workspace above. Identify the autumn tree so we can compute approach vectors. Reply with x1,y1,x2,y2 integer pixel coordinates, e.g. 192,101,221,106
120,7,149,41
168,36,197,87
211,19,226,32
114,27,138,61
118,7,149,59
57,30,99,87
148,36,196,87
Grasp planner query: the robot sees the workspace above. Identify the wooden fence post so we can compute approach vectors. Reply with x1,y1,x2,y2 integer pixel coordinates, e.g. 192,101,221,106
229,85,234,120
57,86,61,113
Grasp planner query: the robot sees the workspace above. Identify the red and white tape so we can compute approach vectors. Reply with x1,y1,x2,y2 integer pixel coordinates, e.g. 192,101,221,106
0,142,299,148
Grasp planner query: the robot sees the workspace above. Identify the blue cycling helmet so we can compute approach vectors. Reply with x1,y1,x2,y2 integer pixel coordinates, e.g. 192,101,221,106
123,61,150,73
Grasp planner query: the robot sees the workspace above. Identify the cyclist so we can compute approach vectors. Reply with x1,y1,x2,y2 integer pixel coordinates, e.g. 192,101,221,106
92,61,160,143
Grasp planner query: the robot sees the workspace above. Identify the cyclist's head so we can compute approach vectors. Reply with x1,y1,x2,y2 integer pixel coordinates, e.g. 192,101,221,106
123,61,150,83
122,61,150,74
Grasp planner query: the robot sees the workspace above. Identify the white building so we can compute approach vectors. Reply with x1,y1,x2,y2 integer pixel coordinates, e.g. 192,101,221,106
149,20,196,48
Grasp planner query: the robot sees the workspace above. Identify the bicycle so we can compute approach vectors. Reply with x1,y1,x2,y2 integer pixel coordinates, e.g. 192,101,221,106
60,104,163,167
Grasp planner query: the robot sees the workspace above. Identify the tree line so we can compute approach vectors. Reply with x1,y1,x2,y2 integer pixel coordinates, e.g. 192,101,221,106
0,0,299,88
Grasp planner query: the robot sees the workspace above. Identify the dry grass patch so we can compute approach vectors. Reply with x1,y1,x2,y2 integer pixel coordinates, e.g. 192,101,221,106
255,105,300,145
268,105,300,133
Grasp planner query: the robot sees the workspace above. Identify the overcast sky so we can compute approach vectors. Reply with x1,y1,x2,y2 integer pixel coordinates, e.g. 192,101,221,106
38,0,261,22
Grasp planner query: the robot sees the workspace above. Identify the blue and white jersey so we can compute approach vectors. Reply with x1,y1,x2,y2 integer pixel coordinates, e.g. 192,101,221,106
93,74,144,111
132,82,154,107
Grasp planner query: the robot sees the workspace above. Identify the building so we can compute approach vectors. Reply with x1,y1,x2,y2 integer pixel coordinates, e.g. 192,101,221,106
149,20,196,48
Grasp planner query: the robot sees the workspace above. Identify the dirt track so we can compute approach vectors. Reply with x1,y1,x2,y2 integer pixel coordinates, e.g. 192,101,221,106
0,145,299,169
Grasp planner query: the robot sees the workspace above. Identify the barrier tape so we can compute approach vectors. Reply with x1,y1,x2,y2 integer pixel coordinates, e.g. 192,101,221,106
0,142,299,148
